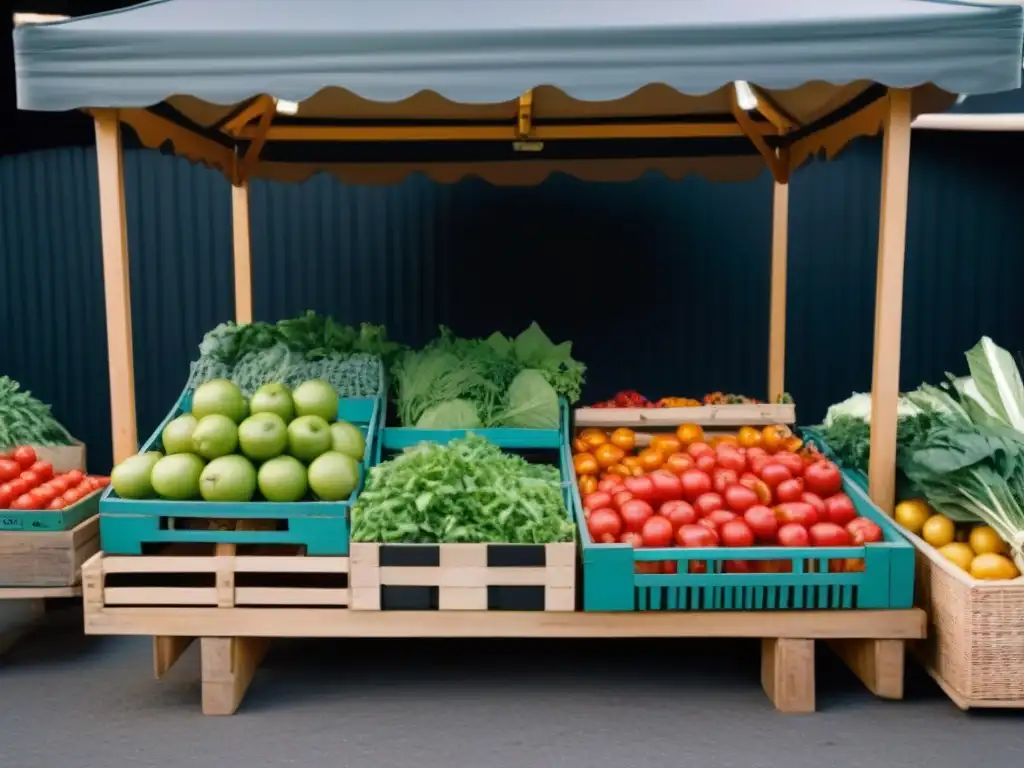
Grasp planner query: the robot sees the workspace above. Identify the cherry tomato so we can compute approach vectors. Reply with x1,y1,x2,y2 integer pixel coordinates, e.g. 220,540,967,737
679,469,713,502
620,499,655,533
663,452,695,476
29,461,54,482
774,501,818,527
743,505,778,542
660,500,697,530
641,515,674,548
712,468,739,495
720,519,755,548
609,428,636,452
12,446,37,470
624,475,657,503
706,509,738,528
648,470,683,502
723,483,759,513
823,493,858,527
775,477,805,503
804,460,843,498
694,492,725,517
759,463,793,490
587,508,623,544
676,523,719,548
777,523,810,547
0,459,20,483
809,522,851,547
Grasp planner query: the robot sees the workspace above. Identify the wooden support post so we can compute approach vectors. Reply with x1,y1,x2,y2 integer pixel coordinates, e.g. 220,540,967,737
152,636,195,679
761,638,815,713
200,637,269,716
768,181,789,402
231,182,254,324
829,639,905,700
94,110,138,463
867,89,913,513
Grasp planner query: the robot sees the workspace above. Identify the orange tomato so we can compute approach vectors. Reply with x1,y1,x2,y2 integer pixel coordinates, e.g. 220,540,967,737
594,443,626,469
736,426,763,449
650,434,682,457
607,463,632,478
572,438,589,454
622,456,643,471
580,428,605,439
573,452,599,476
708,435,738,449
578,475,598,495
761,425,788,454
581,432,608,450
782,436,804,453
688,561,708,574
676,423,704,446
637,448,664,472
828,559,846,574
609,428,636,452
844,558,866,573
663,452,695,475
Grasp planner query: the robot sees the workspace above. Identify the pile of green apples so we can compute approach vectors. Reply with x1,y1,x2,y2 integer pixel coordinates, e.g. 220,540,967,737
111,379,364,503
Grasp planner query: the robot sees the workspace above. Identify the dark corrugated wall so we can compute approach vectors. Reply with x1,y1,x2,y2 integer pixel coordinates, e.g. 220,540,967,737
1,132,1022,472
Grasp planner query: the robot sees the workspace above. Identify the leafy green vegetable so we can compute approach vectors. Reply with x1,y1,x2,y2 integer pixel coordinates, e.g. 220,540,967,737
351,434,574,544
0,377,74,449
963,336,1024,432
498,369,559,429
416,400,482,429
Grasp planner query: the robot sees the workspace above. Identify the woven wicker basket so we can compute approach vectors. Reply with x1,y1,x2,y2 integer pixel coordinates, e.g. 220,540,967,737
901,525,1024,709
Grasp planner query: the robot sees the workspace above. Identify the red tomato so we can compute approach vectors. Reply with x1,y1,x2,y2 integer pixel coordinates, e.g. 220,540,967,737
712,468,739,494
598,476,624,493
697,518,719,535
746,447,768,461
694,492,724,517
772,452,805,478
706,509,738,528
620,499,655,533
695,454,717,473
587,508,623,544
19,470,41,489
10,494,40,510
676,523,719,548
724,559,754,574
777,523,810,547
49,476,72,493
7,478,30,497
660,500,697,530
635,561,661,574
612,490,634,510
624,475,657,503
743,505,778,542
641,515,675,548
0,489,14,508
12,446,37,470
648,470,683,502
47,498,64,510
804,460,843,498
0,459,20,483
720,519,755,547
759,463,793,490
687,442,714,461
61,489,83,505
809,522,851,547
689,561,709,574
92,476,110,488
722,484,759,514
774,501,818,527
801,492,826,519
30,487,57,505
749,454,773,476
739,473,772,505
583,491,613,511
663,452,695,475
824,493,857,527
29,461,54,482
66,469,85,486
775,477,805,503
847,519,883,544
619,532,644,548
679,469,713,502
716,449,746,474
661,560,679,574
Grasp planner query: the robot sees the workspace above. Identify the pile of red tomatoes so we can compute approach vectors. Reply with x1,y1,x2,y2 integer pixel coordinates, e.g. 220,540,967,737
0,446,110,511
576,424,885,574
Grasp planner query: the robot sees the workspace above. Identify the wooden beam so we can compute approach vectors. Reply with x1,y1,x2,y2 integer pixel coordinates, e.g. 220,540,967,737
867,90,913,513
222,95,275,137
94,110,138,464
751,86,800,132
768,180,790,402
730,94,789,184
153,636,194,679
231,183,254,324
829,639,905,700
236,107,274,184
201,637,269,715
761,638,815,713
517,90,534,138
239,121,774,142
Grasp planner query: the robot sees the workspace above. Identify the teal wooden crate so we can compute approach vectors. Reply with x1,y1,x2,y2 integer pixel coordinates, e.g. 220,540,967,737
100,381,384,556
565,433,915,612
0,486,100,532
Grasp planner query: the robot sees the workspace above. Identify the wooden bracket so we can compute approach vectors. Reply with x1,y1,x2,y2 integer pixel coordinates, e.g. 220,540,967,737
750,86,801,133
517,90,534,139
731,92,789,184
235,107,275,185
223,95,276,137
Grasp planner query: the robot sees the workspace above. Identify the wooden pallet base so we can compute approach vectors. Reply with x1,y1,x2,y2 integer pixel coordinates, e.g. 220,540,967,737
912,647,1024,710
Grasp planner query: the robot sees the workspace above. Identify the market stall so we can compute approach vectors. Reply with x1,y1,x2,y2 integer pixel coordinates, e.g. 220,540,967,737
13,0,1023,714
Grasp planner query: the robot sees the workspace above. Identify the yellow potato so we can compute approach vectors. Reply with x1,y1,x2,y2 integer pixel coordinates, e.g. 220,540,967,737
968,525,1007,556
937,542,974,572
922,514,955,548
894,499,931,535
969,553,1020,581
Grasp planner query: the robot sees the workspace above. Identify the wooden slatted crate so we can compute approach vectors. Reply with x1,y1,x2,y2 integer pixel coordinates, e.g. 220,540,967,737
349,542,575,611
0,515,99,587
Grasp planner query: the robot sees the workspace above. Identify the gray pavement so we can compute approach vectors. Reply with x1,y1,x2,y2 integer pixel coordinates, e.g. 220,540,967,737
0,603,1022,768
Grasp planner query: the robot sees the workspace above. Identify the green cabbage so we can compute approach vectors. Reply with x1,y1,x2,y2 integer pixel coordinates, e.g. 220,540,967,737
498,369,559,429
415,399,483,429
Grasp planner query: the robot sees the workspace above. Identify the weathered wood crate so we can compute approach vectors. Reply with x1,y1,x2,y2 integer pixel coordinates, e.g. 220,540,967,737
349,542,575,611
575,403,795,429
0,515,99,587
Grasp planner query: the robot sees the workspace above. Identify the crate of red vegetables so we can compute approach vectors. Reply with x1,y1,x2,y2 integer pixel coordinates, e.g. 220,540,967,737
577,390,796,430
566,423,914,612
0,445,109,531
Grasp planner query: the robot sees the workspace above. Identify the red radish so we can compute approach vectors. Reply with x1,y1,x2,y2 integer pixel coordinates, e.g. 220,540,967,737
694,492,725,517
774,501,818,527
620,499,655,533
587,508,622,543
775,477,805,503
720,519,755,547
804,460,843,497
777,523,810,547
676,524,719,548
706,509,738,528
641,515,675,548
649,470,683,502
723,484,759,513
809,522,851,547
823,493,857,527
679,469,713,502
624,476,656,503
583,491,613,511
712,468,739,494
801,492,826,519
620,532,644,547
743,505,779,542
695,454,717,473
759,463,793,490
660,500,697,529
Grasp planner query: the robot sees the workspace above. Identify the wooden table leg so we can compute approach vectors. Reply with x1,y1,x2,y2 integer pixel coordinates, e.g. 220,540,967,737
152,636,195,679
761,637,815,713
201,637,269,716
829,638,904,700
